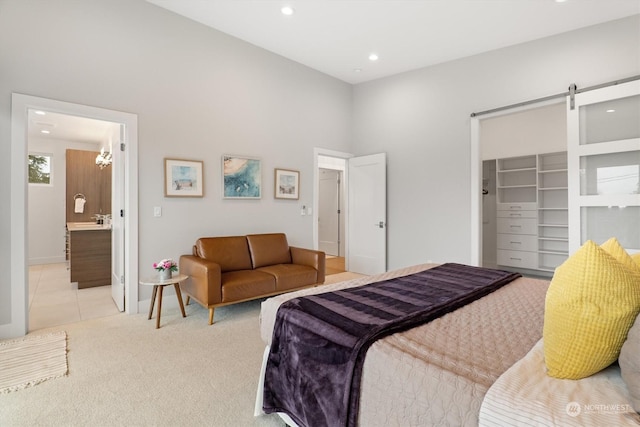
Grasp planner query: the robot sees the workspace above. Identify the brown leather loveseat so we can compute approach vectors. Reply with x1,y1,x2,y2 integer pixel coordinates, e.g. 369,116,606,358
179,233,325,325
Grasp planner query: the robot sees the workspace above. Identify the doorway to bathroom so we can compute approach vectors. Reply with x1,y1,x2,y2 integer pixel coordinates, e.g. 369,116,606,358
28,111,120,331
10,94,139,336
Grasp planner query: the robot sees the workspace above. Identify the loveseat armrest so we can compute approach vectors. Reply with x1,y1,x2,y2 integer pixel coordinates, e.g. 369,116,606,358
290,247,326,284
179,255,223,305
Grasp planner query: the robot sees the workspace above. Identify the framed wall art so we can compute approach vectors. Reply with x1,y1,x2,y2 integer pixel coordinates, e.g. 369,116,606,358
164,158,204,197
222,155,261,199
274,168,300,200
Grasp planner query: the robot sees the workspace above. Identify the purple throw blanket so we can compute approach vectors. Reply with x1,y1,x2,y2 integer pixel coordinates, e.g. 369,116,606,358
262,263,521,427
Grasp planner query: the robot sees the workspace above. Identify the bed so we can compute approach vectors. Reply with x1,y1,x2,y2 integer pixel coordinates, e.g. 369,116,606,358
254,262,638,426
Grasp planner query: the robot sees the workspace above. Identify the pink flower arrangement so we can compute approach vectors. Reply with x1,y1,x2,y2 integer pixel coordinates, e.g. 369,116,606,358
153,258,178,272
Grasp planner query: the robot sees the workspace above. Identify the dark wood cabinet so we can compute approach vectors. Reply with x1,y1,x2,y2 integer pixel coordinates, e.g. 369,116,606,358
69,229,111,289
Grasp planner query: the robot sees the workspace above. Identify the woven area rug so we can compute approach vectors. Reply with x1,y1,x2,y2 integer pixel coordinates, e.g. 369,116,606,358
0,331,68,393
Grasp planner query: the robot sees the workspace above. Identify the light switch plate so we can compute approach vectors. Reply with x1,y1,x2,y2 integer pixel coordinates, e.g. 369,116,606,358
153,206,162,217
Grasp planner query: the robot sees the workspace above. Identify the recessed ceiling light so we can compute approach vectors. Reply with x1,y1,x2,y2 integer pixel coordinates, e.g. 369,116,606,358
606,109,616,113
40,129,51,134
34,110,46,115
353,68,362,73
555,0,568,3
368,53,379,61
281,6,294,15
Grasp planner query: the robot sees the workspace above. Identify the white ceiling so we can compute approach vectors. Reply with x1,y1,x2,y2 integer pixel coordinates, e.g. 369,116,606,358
147,0,640,84
28,110,118,145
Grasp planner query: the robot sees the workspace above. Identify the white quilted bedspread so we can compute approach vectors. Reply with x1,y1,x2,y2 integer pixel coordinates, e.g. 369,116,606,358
479,339,640,427
258,264,551,426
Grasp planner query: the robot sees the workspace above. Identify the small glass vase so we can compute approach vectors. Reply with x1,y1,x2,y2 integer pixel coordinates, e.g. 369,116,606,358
158,269,172,281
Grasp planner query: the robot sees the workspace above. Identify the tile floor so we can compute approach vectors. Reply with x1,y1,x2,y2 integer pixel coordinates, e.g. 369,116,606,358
28,263,120,332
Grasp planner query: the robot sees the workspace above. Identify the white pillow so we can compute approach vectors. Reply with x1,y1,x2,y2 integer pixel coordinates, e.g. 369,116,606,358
620,314,640,413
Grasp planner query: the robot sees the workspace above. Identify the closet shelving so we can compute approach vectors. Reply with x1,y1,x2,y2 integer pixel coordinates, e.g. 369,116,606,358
493,152,569,274
496,156,537,205
537,152,569,272
496,155,538,270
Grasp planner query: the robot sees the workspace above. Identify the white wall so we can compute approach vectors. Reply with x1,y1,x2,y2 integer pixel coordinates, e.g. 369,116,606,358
0,0,352,328
352,15,640,270
480,102,567,160
28,137,100,265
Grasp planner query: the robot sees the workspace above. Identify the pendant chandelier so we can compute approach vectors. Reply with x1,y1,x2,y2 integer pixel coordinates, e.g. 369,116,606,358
96,147,112,169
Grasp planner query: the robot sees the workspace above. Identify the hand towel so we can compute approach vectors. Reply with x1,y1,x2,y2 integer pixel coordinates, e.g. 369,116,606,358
74,198,85,213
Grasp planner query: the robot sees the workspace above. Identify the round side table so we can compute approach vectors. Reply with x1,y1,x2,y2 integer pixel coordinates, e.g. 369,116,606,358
139,273,188,329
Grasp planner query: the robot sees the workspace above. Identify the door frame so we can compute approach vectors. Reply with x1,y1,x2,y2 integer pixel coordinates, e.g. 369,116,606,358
313,148,352,269
8,93,139,337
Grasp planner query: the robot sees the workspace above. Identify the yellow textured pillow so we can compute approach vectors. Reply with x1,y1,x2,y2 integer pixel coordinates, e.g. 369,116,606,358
543,240,640,379
632,252,640,270
601,237,640,274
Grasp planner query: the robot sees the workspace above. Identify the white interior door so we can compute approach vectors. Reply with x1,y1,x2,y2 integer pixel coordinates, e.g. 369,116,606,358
567,80,640,254
347,153,387,274
111,125,125,311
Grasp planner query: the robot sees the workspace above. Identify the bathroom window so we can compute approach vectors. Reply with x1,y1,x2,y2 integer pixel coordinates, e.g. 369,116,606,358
28,153,52,185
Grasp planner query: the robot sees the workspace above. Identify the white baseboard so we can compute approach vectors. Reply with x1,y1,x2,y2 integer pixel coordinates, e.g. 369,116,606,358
28,256,66,266
0,322,27,339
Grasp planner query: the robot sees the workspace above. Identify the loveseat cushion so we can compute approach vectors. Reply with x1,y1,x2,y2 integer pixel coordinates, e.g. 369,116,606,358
196,236,253,272
257,264,318,292
247,233,292,268
221,270,276,302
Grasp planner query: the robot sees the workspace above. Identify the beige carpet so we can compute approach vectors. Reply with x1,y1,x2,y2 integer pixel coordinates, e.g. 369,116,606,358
0,331,68,394
0,271,364,426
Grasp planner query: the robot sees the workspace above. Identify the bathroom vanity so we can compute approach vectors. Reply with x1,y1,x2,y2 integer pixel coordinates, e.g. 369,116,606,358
66,222,112,289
